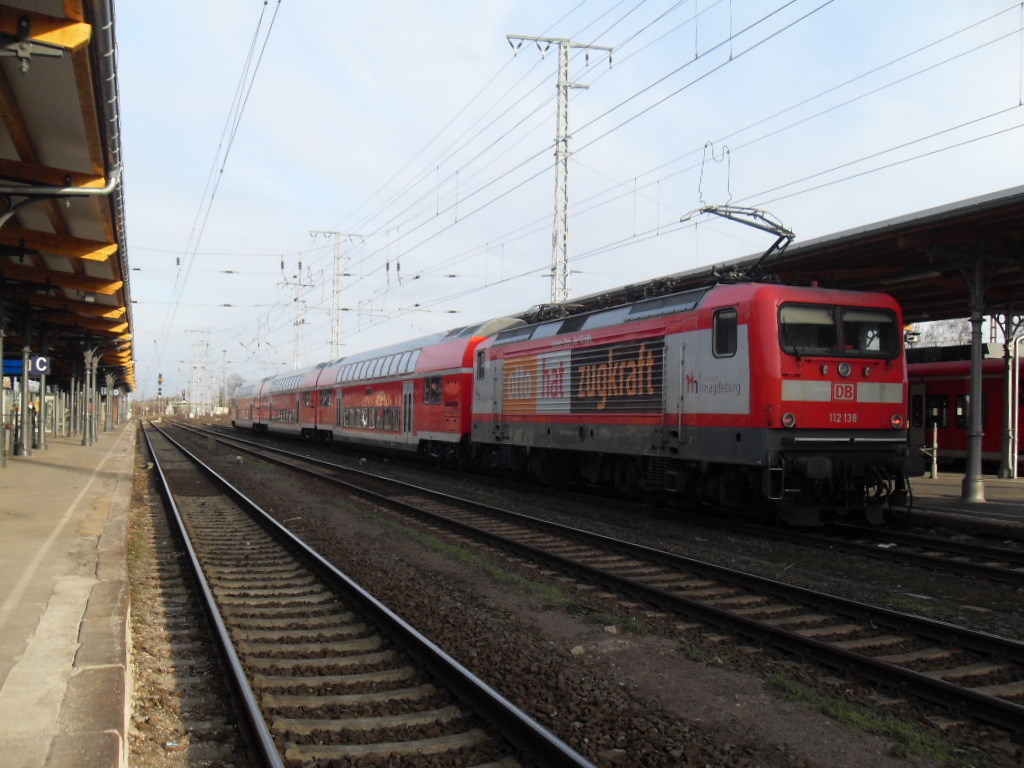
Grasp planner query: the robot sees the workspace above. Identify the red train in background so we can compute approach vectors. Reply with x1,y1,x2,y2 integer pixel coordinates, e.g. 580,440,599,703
234,280,921,525
908,355,1024,472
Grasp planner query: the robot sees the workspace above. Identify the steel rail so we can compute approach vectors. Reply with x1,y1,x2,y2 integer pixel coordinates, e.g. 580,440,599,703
149,423,595,768
184,425,1024,734
143,425,285,768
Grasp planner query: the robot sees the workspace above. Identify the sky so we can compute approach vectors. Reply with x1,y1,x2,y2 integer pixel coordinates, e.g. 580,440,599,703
115,0,1024,401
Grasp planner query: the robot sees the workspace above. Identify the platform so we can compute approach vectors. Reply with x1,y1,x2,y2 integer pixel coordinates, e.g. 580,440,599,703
911,473,1024,536
0,423,135,768
0,422,1020,768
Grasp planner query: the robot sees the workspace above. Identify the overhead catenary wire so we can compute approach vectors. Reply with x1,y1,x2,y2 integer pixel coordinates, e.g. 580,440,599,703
189,1,1021,381
151,0,284,371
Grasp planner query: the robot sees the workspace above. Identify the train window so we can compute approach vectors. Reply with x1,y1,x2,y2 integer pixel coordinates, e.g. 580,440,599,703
925,395,948,428
558,315,588,334
779,304,838,357
911,394,924,428
302,392,311,408
424,376,442,405
532,321,562,339
955,395,969,429
955,394,988,429
409,349,421,372
495,326,535,345
713,308,737,357
320,390,332,407
476,350,486,380
628,289,705,322
582,307,629,330
840,308,900,358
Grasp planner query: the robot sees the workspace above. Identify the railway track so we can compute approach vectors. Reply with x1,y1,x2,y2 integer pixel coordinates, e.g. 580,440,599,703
143,423,593,767
673,516,1024,589
198,422,1024,588
818,523,1024,585
177,423,1024,736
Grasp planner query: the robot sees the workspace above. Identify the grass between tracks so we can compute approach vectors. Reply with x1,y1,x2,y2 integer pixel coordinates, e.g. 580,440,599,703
371,513,572,605
369,508,998,767
369,512,654,636
763,672,968,766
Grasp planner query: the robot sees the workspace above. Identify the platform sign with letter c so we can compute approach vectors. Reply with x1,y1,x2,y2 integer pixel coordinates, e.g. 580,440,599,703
29,356,49,376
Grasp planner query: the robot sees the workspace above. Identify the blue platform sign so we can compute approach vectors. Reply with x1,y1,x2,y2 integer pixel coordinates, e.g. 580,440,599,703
2,357,49,377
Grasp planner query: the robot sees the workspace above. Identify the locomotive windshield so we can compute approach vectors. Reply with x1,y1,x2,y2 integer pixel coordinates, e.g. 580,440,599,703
779,304,899,359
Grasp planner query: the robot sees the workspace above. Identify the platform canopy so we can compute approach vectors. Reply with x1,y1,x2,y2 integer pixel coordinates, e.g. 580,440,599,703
550,185,1024,327
755,185,1024,324
0,0,133,392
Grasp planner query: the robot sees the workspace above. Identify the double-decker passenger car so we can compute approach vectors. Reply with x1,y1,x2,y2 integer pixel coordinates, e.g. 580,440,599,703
908,357,1024,471
232,317,523,461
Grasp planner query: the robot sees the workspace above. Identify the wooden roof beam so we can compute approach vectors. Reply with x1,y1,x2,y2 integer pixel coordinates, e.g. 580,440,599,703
0,260,121,293
0,226,117,261
46,313,127,334
28,293,125,318
0,7,92,53
0,157,106,188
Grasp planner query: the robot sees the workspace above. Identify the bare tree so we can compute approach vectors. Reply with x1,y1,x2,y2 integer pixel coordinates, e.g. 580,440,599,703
911,318,971,347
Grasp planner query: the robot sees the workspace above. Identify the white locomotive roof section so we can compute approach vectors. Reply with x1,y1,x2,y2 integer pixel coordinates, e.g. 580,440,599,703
496,289,707,346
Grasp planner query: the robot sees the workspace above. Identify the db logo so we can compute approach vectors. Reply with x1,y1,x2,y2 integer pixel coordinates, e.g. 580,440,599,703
832,383,855,401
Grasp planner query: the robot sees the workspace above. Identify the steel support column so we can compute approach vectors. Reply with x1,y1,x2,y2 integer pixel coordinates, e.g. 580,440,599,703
961,258,986,503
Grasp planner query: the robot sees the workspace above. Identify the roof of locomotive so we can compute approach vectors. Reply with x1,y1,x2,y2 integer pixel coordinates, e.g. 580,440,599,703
485,281,902,350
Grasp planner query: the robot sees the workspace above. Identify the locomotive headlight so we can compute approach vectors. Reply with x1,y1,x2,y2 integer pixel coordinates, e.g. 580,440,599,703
890,414,905,429
838,362,851,377
781,412,797,428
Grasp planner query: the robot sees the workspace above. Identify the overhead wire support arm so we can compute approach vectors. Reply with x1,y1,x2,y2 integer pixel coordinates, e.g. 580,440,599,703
507,34,612,304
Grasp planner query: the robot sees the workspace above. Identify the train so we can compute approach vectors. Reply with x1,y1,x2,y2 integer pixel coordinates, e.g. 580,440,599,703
908,355,1024,472
233,280,921,525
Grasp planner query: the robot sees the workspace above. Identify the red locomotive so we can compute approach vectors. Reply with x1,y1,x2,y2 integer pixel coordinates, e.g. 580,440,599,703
234,281,919,524
908,355,1023,472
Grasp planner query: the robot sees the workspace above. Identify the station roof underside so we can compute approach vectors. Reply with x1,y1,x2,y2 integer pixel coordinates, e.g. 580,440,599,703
0,1,133,392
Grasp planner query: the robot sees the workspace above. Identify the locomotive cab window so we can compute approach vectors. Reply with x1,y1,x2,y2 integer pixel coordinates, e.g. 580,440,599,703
840,308,900,358
779,304,898,359
779,305,837,356
713,308,737,357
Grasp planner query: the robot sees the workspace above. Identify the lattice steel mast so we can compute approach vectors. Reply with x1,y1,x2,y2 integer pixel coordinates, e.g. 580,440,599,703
310,230,362,360
508,35,611,304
